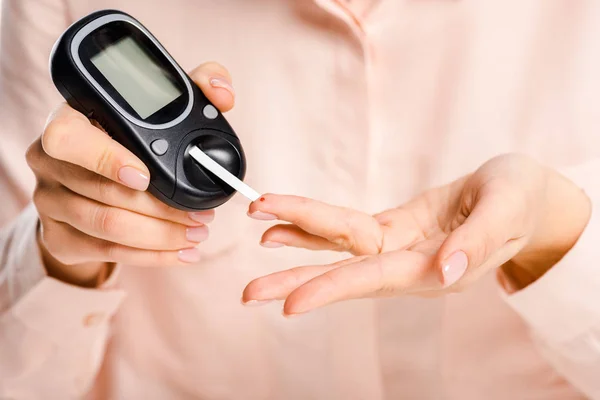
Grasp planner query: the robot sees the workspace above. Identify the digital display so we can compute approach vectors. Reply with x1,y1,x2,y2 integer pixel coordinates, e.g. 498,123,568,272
91,36,183,119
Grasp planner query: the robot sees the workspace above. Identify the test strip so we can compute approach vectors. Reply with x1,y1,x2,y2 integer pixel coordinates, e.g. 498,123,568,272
189,146,261,202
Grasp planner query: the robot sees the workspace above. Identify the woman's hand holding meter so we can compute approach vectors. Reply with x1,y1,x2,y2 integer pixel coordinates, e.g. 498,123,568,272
26,62,235,287
243,154,591,316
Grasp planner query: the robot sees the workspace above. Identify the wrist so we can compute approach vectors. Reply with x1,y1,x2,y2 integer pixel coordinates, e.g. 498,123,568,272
36,228,111,288
506,168,591,289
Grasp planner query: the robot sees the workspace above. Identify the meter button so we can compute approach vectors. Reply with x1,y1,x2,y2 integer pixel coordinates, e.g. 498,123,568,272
151,139,169,155
203,104,219,120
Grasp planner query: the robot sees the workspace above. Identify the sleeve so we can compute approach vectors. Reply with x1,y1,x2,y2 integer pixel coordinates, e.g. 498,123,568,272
500,158,600,399
0,1,126,398
0,205,126,399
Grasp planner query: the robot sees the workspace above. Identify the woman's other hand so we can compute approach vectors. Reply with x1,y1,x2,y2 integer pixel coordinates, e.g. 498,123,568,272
243,154,591,316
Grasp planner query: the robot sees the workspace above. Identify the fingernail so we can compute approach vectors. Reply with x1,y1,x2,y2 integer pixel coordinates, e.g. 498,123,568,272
186,226,209,242
441,251,468,287
188,212,214,224
178,248,202,263
209,76,235,97
241,299,273,307
261,241,284,248
248,211,278,221
118,166,149,191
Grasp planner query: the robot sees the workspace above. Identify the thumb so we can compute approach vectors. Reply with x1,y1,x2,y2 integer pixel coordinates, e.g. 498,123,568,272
189,61,235,112
436,193,520,288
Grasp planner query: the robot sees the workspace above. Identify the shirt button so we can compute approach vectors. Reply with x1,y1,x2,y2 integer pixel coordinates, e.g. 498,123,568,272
83,312,105,327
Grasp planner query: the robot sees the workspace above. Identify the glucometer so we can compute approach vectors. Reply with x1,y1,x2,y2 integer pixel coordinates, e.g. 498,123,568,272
50,10,260,210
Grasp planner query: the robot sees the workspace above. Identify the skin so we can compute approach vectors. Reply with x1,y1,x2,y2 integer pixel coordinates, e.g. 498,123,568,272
243,154,592,317
26,62,235,287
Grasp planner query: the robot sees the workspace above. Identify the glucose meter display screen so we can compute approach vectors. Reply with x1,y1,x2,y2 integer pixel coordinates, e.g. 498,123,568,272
91,36,183,119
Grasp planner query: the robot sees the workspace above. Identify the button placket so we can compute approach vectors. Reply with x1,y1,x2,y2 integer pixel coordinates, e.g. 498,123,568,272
312,0,382,212
315,0,380,26
313,0,367,39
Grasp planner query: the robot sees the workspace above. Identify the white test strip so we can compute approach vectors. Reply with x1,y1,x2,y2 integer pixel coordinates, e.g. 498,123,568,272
188,146,261,202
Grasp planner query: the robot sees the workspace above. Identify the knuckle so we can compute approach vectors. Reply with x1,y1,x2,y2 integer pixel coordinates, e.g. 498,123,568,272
32,184,51,211
333,209,359,251
332,234,353,251
94,146,114,175
42,117,81,158
370,256,393,295
93,206,120,235
353,214,383,255
25,140,44,169
470,231,494,268
40,224,73,264
68,199,90,227
94,174,114,201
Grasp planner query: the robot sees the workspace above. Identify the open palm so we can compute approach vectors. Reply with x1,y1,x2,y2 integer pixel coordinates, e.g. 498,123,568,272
243,155,560,316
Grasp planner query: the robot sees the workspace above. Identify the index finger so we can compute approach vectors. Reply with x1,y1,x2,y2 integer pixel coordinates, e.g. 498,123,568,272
42,104,150,191
248,194,384,255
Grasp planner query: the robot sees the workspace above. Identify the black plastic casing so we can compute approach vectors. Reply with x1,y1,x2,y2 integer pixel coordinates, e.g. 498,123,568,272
49,9,247,210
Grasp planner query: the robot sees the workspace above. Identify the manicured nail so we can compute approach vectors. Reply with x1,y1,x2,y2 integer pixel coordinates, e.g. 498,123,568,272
186,226,209,242
188,212,214,224
248,211,278,221
441,251,468,287
261,241,284,248
118,166,149,191
209,76,235,97
241,299,273,307
178,248,202,263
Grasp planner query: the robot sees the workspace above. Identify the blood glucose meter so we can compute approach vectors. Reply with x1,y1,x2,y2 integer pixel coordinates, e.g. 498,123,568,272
50,10,259,210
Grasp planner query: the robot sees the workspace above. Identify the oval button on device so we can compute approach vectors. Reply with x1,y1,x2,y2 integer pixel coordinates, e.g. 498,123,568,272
151,139,169,155
203,104,218,119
